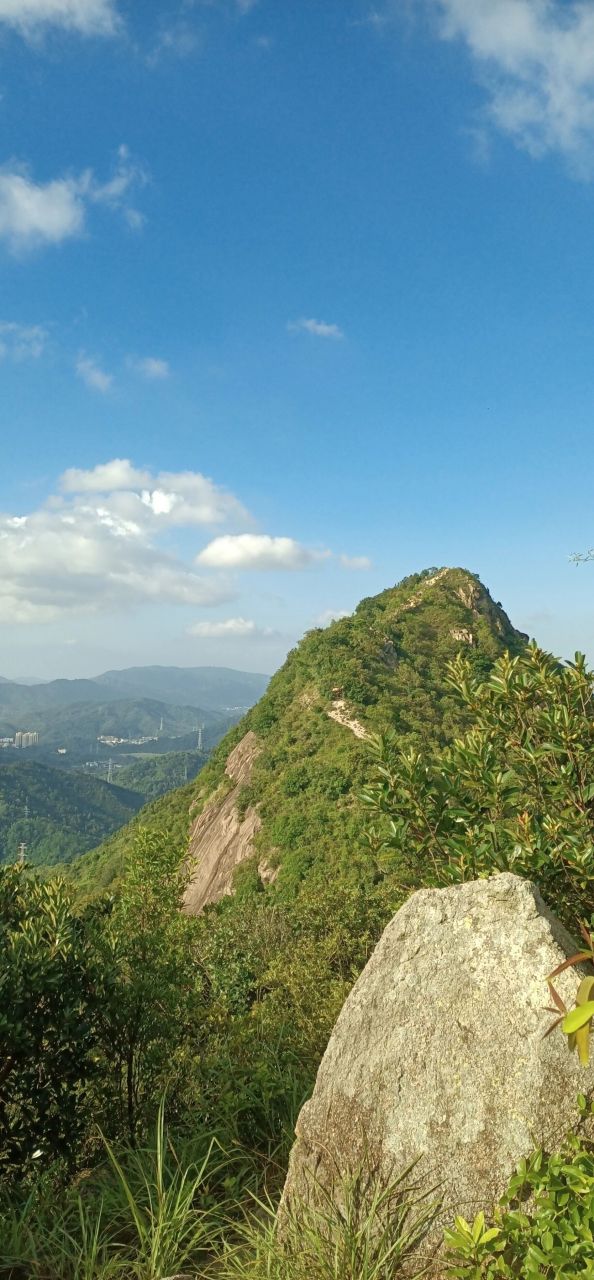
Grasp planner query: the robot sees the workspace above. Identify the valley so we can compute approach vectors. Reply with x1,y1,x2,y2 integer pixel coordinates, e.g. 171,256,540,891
0,665,268,867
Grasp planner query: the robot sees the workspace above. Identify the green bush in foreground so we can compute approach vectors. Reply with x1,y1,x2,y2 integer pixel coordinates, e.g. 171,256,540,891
365,644,594,926
0,866,104,1182
0,1119,436,1279
445,1111,594,1278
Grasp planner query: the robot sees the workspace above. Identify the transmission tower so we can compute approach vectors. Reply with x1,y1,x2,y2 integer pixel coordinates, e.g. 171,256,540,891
17,842,27,865
107,758,114,784
197,723,204,751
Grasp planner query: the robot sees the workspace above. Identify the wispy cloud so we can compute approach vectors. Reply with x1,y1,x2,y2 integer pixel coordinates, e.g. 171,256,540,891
435,0,594,175
198,533,331,570
0,0,120,38
127,355,170,380
288,316,345,340
340,554,372,570
146,19,200,67
76,354,113,394
0,321,47,361
187,616,275,638
0,147,146,253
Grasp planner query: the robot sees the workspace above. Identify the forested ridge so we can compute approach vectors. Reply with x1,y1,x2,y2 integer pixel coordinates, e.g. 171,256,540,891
5,567,594,1278
0,761,142,866
69,566,526,898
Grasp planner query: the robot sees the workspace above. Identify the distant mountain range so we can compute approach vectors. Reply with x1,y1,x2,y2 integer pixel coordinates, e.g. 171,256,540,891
0,666,269,754
0,666,270,867
0,666,269,717
92,666,270,710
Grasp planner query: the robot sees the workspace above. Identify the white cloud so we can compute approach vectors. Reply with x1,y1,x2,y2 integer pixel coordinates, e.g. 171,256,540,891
0,149,146,253
288,317,345,340
76,354,113,394
0,0,120,37
142,472,249,526
0,460,245,624
0,507,233,623
0,321,47,360
127,355,170,380
60,460,249,527
197,533,331,570
0,170,85,251
339,554,372,570
61,459,151,493
187,616,274,638
435,0,594,173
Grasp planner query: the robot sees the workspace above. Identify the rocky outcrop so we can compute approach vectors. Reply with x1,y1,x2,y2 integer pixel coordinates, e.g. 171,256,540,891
326,699,368,739
182,730,261,914
450,626,474,644
281,874,594,1270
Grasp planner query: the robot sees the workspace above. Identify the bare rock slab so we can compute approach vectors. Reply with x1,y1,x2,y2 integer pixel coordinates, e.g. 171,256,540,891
281,873,594,1266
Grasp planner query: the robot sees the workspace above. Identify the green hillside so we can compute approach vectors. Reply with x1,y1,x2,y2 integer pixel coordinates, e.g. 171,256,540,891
112,749,208,800
0,761,143,867
70,567,527,898
15,570,594,1280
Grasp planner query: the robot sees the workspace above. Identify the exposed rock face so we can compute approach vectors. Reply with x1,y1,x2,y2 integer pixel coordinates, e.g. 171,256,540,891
182,731,261,914
450,626,474,645
326,699,368,739
281,874,594,1269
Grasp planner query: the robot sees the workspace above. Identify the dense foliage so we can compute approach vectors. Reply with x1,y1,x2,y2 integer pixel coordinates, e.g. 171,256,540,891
70,568,526,896
113,748,207,801
445,1105,594,1277
6,568,594,1278
0,761,142,866
0,867,104,1180
364,644,594,926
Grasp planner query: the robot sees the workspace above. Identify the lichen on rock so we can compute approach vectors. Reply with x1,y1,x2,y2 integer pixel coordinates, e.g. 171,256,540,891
280,873,594,1271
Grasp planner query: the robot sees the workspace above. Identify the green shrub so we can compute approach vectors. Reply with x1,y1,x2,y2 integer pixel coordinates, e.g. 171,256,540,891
0,865,104,1181
444,1117,594,1278
364,645,594,925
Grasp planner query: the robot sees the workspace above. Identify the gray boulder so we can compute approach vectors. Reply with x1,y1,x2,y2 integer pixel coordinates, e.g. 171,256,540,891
281,873,594,1269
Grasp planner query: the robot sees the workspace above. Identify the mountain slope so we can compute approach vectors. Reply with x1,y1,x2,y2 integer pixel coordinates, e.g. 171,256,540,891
0,762,143,867
114,749,208,801
70,568,527,901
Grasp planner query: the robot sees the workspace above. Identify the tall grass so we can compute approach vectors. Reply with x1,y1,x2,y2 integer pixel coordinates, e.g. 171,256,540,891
0,1103,229,1279
216,1156,438,1280
0,1115,435,1280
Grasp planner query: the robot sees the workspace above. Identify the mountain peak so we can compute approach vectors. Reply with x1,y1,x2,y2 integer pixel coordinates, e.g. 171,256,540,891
71,568,528,903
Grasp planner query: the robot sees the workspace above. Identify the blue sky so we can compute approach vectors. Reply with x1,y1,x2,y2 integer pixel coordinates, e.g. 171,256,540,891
3,0,594,678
